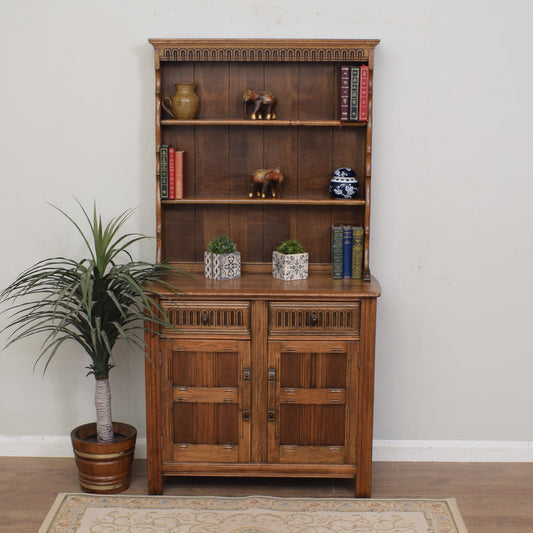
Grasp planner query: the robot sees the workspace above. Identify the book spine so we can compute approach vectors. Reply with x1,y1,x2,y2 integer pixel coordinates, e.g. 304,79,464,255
351,226,364,279
342,225,353,279
358,64,369,122
175,150,184,199
159,145,169,199
168,146,175,200
339,66,350,122
331,225,343,279
349,66,360,121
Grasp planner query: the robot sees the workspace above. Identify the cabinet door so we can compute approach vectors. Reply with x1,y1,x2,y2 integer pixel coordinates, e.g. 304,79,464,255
268,340,358,465
160,338,251,464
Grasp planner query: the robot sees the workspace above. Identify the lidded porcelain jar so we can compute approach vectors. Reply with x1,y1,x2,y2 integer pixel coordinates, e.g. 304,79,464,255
329,167,359,199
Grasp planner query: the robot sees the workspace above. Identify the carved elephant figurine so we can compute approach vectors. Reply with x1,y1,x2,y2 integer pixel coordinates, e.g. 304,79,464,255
249,167,284,198
242,89,277,120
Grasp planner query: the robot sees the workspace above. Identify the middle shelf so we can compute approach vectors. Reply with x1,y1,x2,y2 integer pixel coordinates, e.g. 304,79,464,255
162,197,366,206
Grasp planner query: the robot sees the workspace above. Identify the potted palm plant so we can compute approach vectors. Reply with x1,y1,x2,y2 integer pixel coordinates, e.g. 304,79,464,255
0,200,185,493
204,234,241,280
272,238,309,281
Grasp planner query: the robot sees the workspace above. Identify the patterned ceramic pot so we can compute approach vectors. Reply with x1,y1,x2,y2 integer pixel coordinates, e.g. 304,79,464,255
204,251,241,280
272,251,309,281
329,167,359,199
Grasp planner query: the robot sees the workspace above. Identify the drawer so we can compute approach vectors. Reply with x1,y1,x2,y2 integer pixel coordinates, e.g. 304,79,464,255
161,301,251,335
268,301,360,336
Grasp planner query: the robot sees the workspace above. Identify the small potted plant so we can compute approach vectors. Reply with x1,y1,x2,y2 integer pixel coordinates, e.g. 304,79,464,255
272,238,309,281
0,200,186,494
204,234,241,280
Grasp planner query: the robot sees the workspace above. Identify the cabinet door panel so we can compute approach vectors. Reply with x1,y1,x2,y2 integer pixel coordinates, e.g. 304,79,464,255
268,340,358,465
173,403,238,444
161,339,251,463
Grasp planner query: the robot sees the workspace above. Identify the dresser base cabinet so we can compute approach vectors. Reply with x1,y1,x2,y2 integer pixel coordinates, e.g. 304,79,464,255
144,275,379,497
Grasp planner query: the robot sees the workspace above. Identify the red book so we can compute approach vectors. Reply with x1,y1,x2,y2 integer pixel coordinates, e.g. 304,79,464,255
358,64,369,122
339,66,350,121
175,150,184,199
168,147,175,199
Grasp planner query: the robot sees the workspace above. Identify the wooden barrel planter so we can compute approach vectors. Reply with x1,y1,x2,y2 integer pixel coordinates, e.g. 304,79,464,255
71,422,137,494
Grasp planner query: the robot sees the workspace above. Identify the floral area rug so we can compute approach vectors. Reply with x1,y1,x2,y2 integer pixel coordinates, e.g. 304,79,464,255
39,493,468,533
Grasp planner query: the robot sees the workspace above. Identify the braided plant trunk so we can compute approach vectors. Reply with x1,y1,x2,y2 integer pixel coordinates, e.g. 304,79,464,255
95,377,114,443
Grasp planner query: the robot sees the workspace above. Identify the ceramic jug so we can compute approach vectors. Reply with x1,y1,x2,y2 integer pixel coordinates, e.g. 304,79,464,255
162,83,199,119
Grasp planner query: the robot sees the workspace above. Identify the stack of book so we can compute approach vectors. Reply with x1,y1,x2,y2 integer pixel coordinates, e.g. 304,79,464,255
159,145,185,199
331,225,364,279
339,65,369,122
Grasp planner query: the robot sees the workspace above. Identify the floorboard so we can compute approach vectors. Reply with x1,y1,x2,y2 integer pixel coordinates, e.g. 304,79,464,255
1,457,531,532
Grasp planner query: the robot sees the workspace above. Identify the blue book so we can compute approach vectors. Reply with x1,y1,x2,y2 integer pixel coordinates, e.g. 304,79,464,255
342,225,353,279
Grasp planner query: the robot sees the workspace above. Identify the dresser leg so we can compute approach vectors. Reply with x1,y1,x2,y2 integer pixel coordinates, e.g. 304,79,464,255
355,469,371,498
148,473,163,495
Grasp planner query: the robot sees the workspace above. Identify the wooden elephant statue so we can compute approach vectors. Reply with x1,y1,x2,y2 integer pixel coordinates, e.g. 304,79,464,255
249,167,284,198
242,89,277,120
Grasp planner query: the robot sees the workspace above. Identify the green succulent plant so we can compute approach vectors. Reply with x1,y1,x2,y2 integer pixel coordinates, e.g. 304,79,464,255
206,234,237,254
276,238,306,255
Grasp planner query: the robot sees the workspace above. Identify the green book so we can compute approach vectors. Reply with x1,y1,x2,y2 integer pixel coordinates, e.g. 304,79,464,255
351,225,364,279
159,145,169,199
331,225,343,279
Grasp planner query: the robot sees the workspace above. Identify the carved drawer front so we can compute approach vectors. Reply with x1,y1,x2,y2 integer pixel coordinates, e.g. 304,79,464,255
162,301,251,335
268,301,360,336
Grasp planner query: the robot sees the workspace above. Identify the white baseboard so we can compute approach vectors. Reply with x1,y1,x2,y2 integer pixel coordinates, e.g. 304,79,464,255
1,437,532,462
0,436,148,459
373,439,533,462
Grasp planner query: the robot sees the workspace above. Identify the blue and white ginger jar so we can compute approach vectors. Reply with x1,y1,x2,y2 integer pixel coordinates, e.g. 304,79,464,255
329,167,359,199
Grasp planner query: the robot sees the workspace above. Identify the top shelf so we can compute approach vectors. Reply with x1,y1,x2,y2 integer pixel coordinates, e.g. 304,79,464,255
161,119,367,127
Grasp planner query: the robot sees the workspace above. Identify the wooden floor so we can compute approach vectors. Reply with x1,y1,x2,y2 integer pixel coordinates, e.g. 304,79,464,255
1,458,532,532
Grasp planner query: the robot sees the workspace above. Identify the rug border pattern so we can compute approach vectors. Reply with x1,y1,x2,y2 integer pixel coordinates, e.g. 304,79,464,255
39,493,468,533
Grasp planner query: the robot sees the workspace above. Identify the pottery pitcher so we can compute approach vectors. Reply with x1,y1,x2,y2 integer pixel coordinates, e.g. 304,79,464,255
162,83,199,119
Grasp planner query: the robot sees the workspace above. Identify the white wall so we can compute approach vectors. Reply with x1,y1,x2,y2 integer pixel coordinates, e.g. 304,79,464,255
1,0,532,460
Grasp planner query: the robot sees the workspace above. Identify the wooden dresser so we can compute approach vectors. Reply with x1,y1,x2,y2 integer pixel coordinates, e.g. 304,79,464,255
145,38,380,497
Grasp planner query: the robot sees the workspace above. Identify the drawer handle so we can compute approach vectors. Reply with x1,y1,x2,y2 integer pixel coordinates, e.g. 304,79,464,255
310,314,319,326
201,312,209,326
